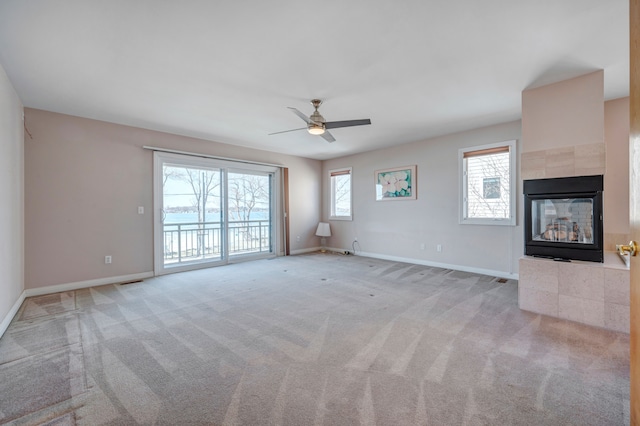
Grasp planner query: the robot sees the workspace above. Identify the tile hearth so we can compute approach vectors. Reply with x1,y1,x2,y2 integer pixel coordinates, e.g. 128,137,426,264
519,252,629,333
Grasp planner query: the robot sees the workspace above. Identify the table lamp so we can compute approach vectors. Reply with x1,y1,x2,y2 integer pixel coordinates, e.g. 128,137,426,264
315,222,331,253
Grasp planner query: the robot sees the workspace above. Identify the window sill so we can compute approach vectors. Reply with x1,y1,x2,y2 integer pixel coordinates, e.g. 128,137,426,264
330,216,352,221
460,218,515,226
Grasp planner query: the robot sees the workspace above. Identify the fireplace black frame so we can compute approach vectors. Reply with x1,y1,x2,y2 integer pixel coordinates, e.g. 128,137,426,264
523,175,603,262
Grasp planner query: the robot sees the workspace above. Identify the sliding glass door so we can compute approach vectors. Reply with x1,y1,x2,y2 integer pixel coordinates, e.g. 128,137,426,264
227,170,273,257
154,152,278,275
161,161,223,269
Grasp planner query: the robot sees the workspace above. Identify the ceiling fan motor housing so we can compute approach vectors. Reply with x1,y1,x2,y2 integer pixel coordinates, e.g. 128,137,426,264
309,100,326,134
310,111,325,125
310,99,325,124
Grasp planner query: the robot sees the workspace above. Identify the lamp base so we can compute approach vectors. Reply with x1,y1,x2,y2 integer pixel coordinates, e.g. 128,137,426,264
320,237,327,252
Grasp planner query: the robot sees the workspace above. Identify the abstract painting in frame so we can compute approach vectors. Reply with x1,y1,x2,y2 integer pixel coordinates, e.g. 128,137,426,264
375,165,416,201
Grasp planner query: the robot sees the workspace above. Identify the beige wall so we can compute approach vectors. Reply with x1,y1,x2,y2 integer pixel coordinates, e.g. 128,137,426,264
522,70,604,153
322,121,523,278
604,97,631,250
24,109,321,289
0,63,24,332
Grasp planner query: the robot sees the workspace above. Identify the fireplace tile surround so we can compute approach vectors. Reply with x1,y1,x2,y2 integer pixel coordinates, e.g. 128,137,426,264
519,253,629,333
520,136,629,250
517,73,630,333
518,141,629,332
521,142,605,181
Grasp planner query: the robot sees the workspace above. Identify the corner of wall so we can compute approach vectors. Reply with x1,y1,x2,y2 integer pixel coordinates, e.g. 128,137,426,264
0,62,25,338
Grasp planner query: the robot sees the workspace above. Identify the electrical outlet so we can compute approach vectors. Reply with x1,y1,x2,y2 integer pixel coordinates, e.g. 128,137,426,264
420,243,425,250
436,244,442,252
105,255,112,264
138,206,144,214
296,235,301,242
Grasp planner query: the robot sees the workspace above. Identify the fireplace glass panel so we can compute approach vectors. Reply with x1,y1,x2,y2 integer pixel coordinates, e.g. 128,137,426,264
531,198,594,245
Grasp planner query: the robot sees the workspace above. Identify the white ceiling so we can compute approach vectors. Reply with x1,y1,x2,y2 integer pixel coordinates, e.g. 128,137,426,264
0,1,629,160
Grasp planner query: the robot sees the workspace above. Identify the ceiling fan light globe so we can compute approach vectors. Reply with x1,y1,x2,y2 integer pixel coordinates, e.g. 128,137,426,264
308,124,325,135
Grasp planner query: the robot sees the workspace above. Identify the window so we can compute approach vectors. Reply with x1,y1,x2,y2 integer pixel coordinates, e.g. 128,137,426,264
330,167,352,220
459,140,516,225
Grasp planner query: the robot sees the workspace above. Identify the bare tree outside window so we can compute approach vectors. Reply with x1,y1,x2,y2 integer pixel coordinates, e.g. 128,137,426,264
228,172,271,249
466,152,510,219
163,166,182,187
181,168,220,224
330,168,352,219
460,141,515,225
333,175,351,216
163,165,221,257
228,173,269,222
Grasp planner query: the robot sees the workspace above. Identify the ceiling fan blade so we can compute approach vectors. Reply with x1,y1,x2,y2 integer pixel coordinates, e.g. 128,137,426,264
288,107,313,124
325,119,371,129
321,130,336,143
268,127,307,135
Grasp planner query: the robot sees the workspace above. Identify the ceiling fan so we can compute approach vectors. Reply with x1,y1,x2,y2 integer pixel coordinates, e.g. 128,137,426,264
269,99,371,143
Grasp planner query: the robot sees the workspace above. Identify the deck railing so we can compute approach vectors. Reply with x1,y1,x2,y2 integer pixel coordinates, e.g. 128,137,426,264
163,220,271,264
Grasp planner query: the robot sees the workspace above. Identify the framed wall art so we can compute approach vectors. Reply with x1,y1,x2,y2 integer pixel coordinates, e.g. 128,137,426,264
375,165,416,201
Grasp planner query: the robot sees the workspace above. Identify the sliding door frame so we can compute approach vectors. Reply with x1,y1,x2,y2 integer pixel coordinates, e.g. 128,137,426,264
153,151,281,276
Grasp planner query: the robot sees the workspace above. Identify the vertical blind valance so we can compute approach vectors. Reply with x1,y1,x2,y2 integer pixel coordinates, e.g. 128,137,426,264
143,146,283,168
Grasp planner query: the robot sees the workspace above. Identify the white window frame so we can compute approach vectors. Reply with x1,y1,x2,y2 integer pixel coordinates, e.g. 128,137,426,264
329,167,353,221
459,140,516,226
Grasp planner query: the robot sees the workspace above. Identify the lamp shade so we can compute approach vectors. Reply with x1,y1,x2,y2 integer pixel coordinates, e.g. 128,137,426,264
315,222,331,237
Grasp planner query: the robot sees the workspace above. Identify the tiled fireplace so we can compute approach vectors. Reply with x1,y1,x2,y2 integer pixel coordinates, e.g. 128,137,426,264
518,150,629,332
518,72,629,333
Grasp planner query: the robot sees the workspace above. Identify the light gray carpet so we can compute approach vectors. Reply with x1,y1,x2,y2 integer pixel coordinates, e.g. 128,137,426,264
0,253,630,425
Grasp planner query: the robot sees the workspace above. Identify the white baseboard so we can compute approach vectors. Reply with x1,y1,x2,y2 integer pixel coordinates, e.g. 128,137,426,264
24,271,155,297
290,247,351,256
349,250,519,280
0,290,26,339
289,246,518,280
289,247,322,255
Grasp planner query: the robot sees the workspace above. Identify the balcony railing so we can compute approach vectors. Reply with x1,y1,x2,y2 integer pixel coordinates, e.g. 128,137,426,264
163,220,271,264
